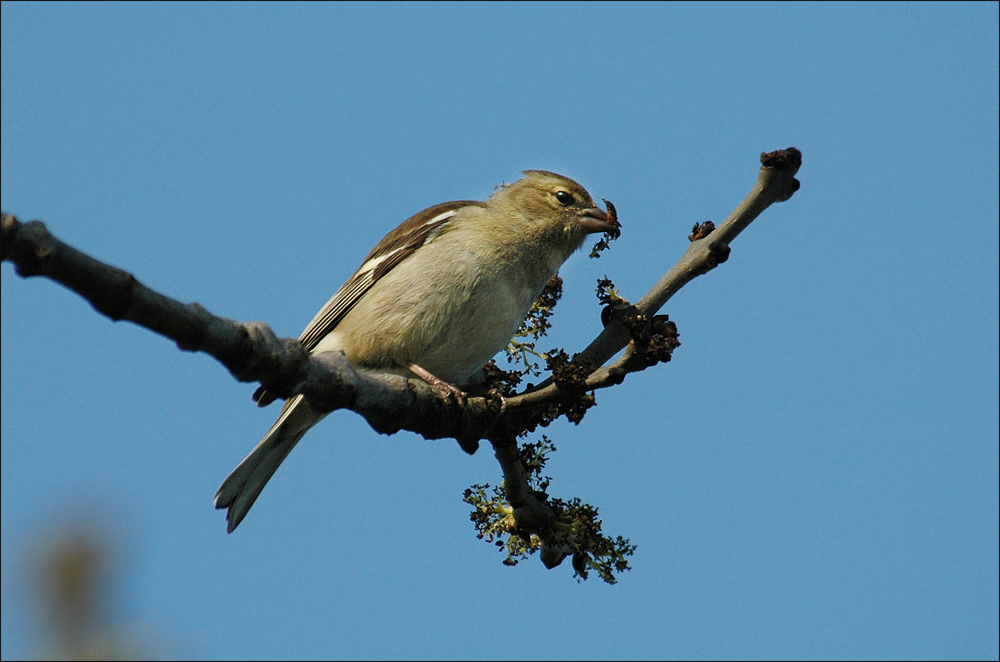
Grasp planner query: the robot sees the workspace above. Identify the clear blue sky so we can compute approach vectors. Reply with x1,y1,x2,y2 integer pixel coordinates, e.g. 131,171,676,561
2,2,997,659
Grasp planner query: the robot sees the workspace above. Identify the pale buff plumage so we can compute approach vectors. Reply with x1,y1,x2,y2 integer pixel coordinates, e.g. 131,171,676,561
215,171,617,532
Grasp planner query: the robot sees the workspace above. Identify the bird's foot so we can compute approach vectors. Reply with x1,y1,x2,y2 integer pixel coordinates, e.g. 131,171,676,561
405,362,468,408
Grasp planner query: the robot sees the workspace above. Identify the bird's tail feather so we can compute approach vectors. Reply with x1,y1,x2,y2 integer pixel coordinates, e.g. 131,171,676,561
214,395,326,533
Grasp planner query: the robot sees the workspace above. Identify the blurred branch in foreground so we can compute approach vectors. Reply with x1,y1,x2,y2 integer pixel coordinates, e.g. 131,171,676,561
26,517,157,661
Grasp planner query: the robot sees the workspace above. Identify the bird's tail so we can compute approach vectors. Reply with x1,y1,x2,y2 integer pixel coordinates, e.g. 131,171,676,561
214,395,327,533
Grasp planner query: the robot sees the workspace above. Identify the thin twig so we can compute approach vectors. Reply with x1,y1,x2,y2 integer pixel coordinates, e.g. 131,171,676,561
504,148,802,413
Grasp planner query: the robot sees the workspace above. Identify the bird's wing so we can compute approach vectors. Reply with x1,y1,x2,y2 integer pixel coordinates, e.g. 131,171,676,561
253,200,481,406
297,200,479,352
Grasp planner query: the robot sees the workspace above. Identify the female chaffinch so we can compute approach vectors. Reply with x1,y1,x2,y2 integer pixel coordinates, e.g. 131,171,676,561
215,170,618,532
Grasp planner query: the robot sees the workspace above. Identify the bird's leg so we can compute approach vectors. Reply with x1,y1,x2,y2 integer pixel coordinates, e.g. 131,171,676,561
405,362,468,407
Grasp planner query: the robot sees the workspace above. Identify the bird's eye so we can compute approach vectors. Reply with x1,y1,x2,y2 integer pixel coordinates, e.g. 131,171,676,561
555,190,574,206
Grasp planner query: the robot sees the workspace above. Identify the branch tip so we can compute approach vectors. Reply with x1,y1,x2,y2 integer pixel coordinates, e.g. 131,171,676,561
760,146,802,172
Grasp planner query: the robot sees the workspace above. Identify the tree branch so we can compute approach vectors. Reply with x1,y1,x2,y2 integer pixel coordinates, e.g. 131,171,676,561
3,147,801,579
0,213,502,450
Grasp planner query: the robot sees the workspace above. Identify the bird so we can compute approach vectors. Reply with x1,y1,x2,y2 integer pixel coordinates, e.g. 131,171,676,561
214,170,619,532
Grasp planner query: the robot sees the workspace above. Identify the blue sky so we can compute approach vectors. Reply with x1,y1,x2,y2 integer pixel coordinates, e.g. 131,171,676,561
2,2,997,659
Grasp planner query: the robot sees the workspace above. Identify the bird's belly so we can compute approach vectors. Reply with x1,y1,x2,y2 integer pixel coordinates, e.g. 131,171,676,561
314,248,547,383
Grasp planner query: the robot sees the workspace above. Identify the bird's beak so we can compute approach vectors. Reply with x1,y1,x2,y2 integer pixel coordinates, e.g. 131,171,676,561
578,200,621,237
